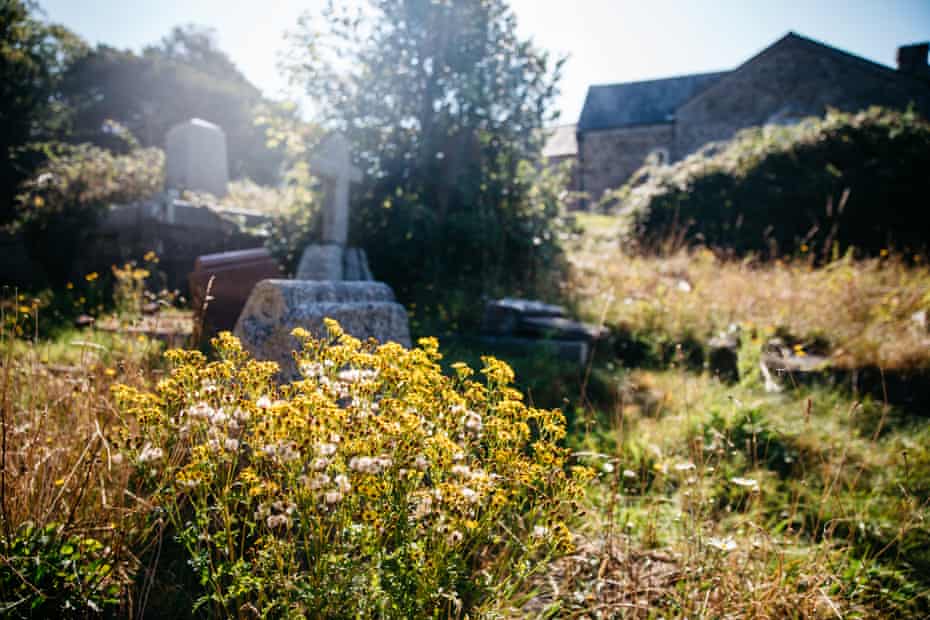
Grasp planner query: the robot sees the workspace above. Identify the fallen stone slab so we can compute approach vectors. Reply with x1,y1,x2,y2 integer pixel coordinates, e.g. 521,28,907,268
480,298,607,365
233,280,411,381
481,298,567,336
519,316,609,341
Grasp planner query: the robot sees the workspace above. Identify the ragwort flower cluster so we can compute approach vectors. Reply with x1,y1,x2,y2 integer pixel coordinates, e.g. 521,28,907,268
113,320,589,618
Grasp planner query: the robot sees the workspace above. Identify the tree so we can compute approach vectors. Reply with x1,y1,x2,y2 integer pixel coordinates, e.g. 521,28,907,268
0,0,86,226
145,24,252,88
288,0,566,328
59,25,282,184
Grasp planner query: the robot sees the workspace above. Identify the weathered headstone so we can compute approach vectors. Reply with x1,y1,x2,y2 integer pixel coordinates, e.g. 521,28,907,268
233,280,411,380
296,133,371,281
707,327,740,382
232,134,411,377
312,133,362,245
165,118,229,197
189,248,282,338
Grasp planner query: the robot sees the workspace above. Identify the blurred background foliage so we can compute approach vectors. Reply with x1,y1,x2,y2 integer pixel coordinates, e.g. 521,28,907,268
614,107,930,260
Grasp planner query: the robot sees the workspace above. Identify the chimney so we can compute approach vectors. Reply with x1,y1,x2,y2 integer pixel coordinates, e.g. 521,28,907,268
897,43,929,76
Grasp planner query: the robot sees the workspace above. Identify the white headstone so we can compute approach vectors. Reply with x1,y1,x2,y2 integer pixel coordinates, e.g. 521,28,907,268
311,133,362,245
165,118,229,197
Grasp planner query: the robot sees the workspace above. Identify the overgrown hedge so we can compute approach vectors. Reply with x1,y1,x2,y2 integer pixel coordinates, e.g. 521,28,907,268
617,107,930,259
14,141,164,285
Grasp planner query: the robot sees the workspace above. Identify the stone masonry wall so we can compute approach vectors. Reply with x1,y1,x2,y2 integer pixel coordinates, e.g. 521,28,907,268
578,123,674,204
674,36,930,158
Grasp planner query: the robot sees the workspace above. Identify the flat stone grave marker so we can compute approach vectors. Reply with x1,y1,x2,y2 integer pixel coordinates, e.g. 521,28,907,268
95,312,194,349
189,248,282,338
481,298,568,335
479,297,608,365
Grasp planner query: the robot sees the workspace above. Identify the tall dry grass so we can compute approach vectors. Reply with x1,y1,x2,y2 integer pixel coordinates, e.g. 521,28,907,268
0,303,168,616
569,240,930,369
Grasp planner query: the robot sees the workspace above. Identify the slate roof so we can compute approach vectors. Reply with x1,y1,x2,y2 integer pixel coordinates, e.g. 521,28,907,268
577,71,728,132
541,124,578,158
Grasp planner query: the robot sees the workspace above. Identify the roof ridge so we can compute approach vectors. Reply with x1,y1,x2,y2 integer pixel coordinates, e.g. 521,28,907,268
588,70,730,91
724,30,912,84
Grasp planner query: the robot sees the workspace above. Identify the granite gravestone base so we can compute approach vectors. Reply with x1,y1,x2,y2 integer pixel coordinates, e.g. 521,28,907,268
296,245,373,281
233,280,411,381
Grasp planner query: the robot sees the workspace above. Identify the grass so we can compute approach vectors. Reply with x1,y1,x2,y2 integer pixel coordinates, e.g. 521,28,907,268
566,216,930,371
2,218,929,617
521,217,930,618
0,315,170,617
530,367,930,618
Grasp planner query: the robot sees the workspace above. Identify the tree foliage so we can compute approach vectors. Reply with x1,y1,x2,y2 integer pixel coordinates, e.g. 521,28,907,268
618,107,930,260
288,0,567,328
58,24,282,184
0,0,86,225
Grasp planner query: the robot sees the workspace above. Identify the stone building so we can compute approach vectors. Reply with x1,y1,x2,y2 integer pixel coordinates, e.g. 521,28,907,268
546,32,930,206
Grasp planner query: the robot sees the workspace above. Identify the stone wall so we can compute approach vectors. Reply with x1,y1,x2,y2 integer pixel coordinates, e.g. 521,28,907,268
674,36,930,158
578,123,674,204
83,211,263,295
0,223,259,294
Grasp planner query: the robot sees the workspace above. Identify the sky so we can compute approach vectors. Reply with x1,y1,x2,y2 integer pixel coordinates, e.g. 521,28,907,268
38,0,930,124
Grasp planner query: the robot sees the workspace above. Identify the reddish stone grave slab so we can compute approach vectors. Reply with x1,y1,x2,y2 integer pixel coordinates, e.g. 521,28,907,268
189,247,282,339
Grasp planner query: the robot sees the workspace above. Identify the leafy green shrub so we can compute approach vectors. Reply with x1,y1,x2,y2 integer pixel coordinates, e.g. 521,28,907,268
0,522,123,618
618,107,930,259
0,0,87,227
14,141,164,285
114,321,589,618
359,159,571,333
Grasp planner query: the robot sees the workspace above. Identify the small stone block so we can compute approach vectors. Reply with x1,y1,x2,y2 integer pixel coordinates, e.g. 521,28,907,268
481,298,568,336
296,244,344,281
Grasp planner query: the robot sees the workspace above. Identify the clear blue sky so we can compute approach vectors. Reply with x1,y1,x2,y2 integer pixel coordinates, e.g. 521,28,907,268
38,0,930,124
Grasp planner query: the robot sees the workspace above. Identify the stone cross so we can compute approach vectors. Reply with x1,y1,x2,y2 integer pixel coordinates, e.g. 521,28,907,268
310,133,362,245
165,118,229,197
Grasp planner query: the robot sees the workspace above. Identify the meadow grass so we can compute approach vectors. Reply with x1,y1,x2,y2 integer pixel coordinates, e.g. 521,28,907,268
537,368,930,618
1,220,929,617
566,214,930,371
0,307,169,616
525,216,930,618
